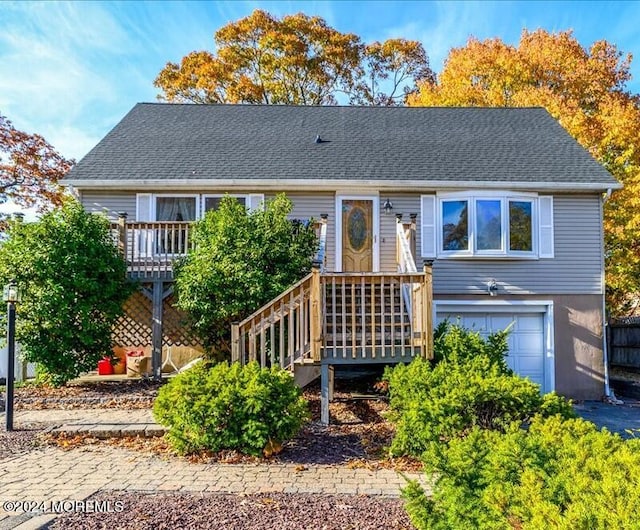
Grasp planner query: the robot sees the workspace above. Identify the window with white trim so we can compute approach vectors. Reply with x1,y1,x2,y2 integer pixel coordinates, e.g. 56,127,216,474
135,193,264,257
156,196,198,222
421,192,553,259
136,193,265,222
203,194,247,213
203,194,265,214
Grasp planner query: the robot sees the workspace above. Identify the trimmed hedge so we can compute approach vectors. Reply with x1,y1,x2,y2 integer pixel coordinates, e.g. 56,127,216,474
153,361,309,456
385,323,573,456
404,415,640,530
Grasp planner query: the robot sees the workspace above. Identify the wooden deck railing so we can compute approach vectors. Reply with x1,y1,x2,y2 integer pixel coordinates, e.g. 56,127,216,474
396,214,417,274
231,270,319,368
231,268,432,370
321,272,430,361
397,214,420,334
111,213,328,279
315,214,328,272
395,214,434,358
111,215,194,278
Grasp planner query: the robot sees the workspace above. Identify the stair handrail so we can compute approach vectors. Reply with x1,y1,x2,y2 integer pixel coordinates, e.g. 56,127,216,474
236,272,313,330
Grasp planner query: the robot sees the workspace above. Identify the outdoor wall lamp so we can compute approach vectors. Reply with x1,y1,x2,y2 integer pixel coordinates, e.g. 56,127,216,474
3,279,22,431
487,279,498,297
382,198,393,215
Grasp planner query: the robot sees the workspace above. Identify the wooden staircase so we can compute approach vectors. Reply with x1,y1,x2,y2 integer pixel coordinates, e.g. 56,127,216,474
231,215,433,380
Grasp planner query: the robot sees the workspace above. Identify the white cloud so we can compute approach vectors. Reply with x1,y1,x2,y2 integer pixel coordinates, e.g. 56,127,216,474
0,2,137,159
380,1,505,73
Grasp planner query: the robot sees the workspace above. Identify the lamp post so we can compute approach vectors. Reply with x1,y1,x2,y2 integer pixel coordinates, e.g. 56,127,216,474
3,280,21,432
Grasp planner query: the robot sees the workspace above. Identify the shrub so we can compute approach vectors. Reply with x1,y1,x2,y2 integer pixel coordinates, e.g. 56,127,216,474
385,323,574,456
403,415,640,530
0,201,134,386
174,193,317,358
153,361,309,456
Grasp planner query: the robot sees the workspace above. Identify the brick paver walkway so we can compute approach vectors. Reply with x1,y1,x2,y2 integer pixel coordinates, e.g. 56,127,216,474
0,445,420,503
14,408,156,427
14,409,164,438
1,408,428,523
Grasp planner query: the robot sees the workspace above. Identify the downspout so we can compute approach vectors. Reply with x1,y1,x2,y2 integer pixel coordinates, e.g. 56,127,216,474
601,189,613,399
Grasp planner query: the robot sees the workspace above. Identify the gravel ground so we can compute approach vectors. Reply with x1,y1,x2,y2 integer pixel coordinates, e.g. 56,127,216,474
0,380,161,410
0,425,45,459
48,492,415,530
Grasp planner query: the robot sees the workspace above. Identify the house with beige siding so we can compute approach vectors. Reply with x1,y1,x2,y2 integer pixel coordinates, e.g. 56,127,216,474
61,103,620,420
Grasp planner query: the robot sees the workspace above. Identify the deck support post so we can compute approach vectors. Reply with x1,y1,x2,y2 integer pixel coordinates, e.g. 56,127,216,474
328,365,334,402
310,261,322,362
117,212,128,258
321,363,334,425
151,281,164,381
409,213,417,261
423,260,434,359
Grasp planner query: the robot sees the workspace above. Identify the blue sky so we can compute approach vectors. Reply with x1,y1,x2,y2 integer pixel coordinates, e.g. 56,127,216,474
1,0,640,163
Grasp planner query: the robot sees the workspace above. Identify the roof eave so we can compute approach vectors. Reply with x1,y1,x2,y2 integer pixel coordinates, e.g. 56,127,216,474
60,178,623,193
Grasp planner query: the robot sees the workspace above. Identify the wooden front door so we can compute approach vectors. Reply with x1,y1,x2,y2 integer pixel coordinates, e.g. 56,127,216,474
342,199,373,272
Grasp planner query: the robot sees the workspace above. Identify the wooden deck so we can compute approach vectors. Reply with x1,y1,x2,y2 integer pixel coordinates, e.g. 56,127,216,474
111,215,328,281
111,214,430,424
230,268,432,367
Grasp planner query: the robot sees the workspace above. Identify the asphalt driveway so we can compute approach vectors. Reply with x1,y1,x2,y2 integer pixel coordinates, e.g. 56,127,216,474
574,398,640,437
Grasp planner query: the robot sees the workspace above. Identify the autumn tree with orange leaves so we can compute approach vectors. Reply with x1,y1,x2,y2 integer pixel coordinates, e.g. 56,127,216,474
0,113,72,223
408,30,640,315
155,10,434,106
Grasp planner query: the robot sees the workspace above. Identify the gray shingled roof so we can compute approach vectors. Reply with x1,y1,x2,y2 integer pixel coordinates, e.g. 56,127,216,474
64,103,618,188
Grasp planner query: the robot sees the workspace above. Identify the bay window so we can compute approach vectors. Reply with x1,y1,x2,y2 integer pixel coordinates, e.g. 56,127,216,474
422,192,553,259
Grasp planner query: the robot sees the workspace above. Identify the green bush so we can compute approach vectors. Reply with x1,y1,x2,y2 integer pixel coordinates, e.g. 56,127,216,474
403,415,640,530
174,194,317,358
385,323,574,456
0,201,134,386
153,361,309,456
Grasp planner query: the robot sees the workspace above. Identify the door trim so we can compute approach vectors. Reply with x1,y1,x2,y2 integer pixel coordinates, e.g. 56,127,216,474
433,299,555,393
335,193,380,272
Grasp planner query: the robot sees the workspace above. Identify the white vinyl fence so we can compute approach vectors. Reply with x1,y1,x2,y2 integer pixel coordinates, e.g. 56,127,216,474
0,344,36,381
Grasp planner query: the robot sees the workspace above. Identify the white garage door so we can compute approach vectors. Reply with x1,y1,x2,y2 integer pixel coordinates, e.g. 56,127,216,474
435,309,549,392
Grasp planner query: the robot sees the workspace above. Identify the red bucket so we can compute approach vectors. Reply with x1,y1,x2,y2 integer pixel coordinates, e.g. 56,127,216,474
97,358,113,376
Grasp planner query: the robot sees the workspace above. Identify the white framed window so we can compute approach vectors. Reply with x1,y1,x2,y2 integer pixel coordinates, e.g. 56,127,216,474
421,192,553,259
155,195,199,222
135,193,199,222
136,193,265,222
203,194,247,214
201,194,264,214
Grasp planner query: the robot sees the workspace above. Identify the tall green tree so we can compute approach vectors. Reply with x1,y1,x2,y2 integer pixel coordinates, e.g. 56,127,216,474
408,29,640,314
0,201,134,386
155,10,434,106
174,194,317,356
